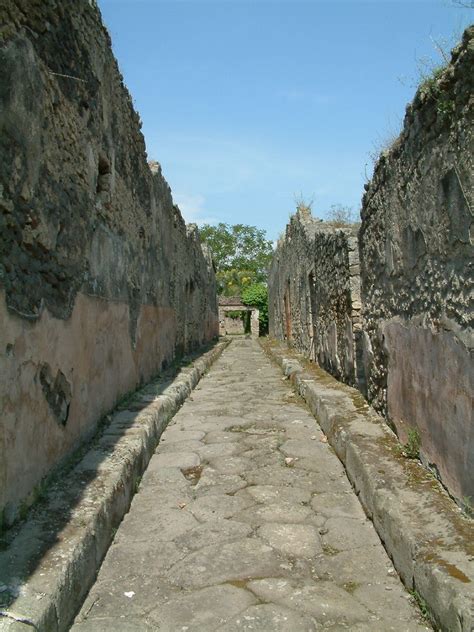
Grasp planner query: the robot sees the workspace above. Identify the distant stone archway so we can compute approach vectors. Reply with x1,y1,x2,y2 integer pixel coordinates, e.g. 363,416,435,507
218,296,259,337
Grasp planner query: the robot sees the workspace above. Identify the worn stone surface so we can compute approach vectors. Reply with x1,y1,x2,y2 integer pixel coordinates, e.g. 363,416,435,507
269,207,362,388
72,339,429,631
263,338,474,632
0,0,218,525
359,26,473,501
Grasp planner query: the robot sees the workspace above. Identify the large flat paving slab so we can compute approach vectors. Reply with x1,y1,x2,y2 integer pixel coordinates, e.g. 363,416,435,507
71,338,430,631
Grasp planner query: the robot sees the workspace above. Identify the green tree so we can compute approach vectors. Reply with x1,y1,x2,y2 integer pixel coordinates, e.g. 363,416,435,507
217,269,256,297
199,223,273,286
241,283,269,335
199,223,272,335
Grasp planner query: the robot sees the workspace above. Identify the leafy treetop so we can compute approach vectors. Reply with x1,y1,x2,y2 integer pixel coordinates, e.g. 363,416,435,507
199,223,273,284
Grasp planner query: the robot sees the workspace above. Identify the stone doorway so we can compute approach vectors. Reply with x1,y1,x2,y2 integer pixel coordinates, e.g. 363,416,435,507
218,296,260,337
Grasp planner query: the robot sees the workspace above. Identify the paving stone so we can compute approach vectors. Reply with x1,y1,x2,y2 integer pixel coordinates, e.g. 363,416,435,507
247,578,370,624
151,451,200,469
141,464,190,489
242,448,286,469
311,492,367,519
132,486,193,509
118,507,199,542
245,484,312,505
207,455,255,475
194,468,247,495
321,516,382,552
197,442,241,460
149,584,257,630
100,539,185,577
175,518,253,552
244,464,321,489
155,439,205,454
71,339,429,630
76,576,177,620
203,430,242,443
280,438,330,459
216,603,318,631
315,544,393,584
352,581,425,622
257,523,322,557
236,500,313,525
293,455,346,477
72,620,155,632
337,621,431,631
160,428,206,442
166,539,285,588
185,493,254,521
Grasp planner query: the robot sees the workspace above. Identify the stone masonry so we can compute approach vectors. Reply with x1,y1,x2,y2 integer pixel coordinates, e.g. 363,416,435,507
71,339,429,632
269,27,473,504
359,26,473,502
0,0,218,525
269,208,362,388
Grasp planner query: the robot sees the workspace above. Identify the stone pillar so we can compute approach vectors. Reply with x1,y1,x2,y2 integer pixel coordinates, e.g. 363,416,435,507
250,309,260,337
218,308,226,336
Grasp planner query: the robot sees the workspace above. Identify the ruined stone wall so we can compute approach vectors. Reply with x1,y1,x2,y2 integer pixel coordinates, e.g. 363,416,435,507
0,0,218,524
221,313,247,335
268,208,362,387
359,27,473,501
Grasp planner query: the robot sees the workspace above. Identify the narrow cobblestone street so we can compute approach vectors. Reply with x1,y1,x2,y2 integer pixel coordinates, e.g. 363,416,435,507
71,339,429,631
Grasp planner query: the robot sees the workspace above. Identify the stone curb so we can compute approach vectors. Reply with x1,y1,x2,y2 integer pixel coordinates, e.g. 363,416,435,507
261,339,473,632
0,340,229,632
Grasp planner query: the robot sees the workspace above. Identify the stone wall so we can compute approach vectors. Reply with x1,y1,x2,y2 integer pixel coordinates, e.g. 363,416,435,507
268,208,362,387
0,0,218,524
359,26,473,501
269,27,473,503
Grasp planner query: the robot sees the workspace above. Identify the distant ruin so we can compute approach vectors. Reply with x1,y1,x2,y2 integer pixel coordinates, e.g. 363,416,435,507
269,26,474,504
269,211,362,388
0,0,218,525
219,296,260,338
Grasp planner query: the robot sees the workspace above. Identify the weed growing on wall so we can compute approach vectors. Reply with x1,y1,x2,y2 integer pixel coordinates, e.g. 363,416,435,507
325,204,359,226
419,65,455,118
395,427,421,460
462,496,473,518
410,589,430,621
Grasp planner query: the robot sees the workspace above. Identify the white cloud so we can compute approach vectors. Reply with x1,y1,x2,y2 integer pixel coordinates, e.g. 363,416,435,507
173,192,217,226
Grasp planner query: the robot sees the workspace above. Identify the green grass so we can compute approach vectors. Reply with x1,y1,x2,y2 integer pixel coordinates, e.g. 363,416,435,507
410,589,430,621
395,427,421,460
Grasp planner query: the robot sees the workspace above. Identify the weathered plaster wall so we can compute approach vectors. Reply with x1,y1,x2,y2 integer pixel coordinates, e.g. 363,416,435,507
268,208,362,387
0,0,218,523
359,27,473,501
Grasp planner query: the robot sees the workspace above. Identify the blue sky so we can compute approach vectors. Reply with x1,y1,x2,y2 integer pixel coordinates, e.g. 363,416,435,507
98,0,472,240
